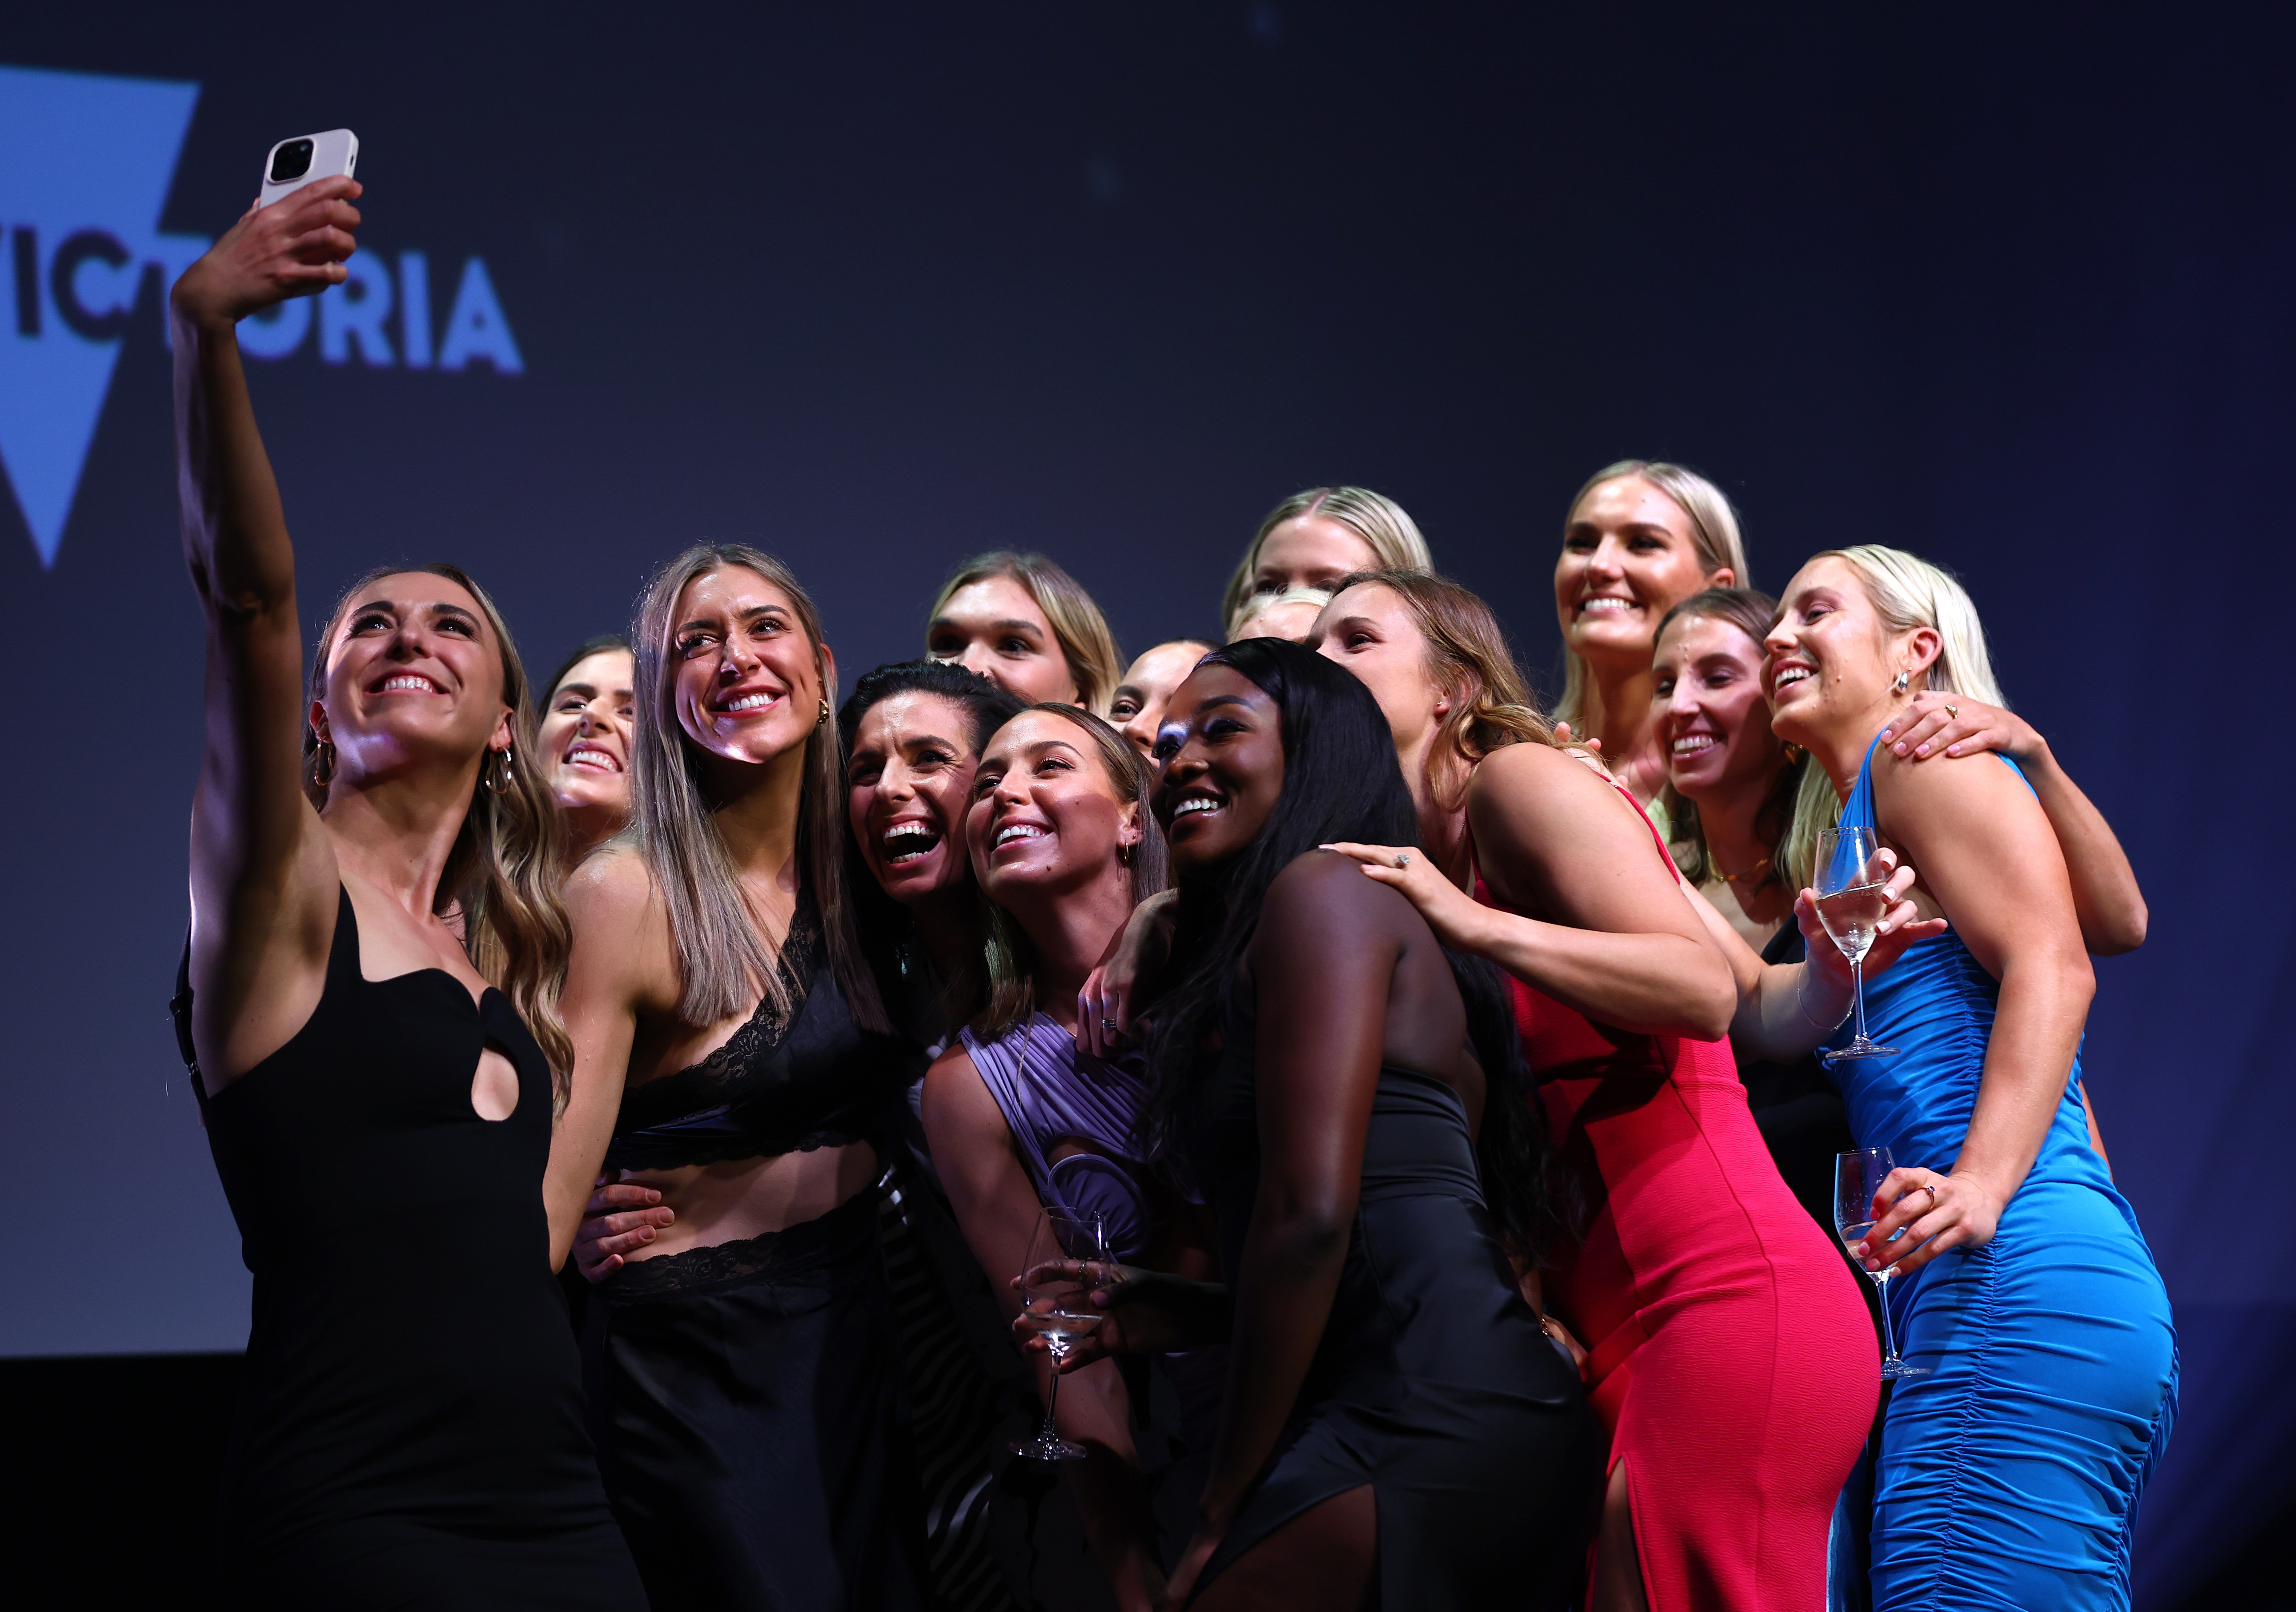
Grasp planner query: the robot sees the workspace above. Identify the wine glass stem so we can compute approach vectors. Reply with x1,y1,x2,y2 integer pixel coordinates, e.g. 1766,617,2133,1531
1850,956,1871,1046
1042,1344,1066,1436
1871,1272,1900,1364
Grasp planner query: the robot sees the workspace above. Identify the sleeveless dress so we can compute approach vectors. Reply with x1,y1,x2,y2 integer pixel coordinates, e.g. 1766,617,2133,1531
1181,1003,1602,1609
1828,738,2177,1611
583,905,928,1611
1471,800,1876,1612
177,889,644,1609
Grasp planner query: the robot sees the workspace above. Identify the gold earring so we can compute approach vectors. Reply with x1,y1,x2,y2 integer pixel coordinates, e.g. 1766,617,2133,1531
482,748,514,795
817,698,831,727
1782,742,1807,765
311,739,337,787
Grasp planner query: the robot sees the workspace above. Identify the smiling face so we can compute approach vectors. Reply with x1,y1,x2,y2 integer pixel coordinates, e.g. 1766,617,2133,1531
314,570,512,786
1249,515,1379,599
1152,664,1287,873
848,690,983,908
1764,556,1937,753
669,567,831,769
966,709,1142,903
1554,476,1733,671
1652,613,1785,804
1311,582,1449,760
538,648,636,827
1110,640,1210,761
927,575,1080,704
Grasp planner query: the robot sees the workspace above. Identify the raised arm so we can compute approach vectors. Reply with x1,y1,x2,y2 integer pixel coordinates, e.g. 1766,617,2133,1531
1181,856,1393,1584
175,179,365,1089
1879,693,2146,954
1856,752,2095,1278
919,1049,1161,1610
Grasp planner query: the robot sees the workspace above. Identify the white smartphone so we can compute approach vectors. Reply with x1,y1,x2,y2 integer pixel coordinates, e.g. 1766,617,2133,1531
258,129,359,208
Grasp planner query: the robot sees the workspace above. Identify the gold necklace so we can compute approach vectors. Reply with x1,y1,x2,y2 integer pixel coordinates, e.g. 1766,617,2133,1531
1714,852,1773,886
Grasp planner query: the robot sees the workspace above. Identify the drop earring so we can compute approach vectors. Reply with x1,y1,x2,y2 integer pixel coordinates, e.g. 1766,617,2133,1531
817,698,832,727
1892,670,1911,694
311,739,337,787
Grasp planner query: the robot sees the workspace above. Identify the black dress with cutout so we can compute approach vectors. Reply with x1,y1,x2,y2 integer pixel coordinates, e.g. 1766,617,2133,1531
180,888,644,1609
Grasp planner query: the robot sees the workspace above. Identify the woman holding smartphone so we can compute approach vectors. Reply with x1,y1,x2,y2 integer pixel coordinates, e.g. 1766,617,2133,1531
167,178,642,1607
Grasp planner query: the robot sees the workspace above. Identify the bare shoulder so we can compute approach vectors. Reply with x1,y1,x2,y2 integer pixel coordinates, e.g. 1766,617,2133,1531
1467,740,1616,824
1260,848,1413,941
566,842,660,929
1873,740,2039,828
919,1042,1014,1156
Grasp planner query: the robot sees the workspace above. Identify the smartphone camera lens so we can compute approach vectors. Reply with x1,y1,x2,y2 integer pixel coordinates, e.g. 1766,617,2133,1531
269,139,315,184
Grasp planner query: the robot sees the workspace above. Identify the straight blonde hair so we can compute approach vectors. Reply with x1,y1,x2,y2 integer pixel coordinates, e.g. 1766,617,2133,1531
1221,486,1433,630
1552,460,1749,733
632,543,887,1032
1778,544,2007,890
305,563,574,1089
973,704,1168,1038
929,551,1124,716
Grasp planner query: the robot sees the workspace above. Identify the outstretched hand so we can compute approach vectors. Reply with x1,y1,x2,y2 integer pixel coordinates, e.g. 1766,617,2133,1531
171,176,363,328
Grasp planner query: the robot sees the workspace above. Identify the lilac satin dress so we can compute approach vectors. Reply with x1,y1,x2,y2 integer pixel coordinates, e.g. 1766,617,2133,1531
958,1014,1156,1261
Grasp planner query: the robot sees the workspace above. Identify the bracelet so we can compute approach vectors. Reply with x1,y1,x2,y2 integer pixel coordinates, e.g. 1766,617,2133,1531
1796,968,1850,1031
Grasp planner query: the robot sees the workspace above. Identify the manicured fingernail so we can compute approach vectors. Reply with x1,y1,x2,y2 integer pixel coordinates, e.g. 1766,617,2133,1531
1915,744,1930,756
1892,742,1908,755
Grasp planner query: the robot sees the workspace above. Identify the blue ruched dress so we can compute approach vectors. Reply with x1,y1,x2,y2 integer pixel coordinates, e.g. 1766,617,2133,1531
1828,737,2176,1611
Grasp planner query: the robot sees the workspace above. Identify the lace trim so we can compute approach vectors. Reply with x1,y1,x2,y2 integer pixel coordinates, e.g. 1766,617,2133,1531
613,908,821,1134
603,1184,878,1298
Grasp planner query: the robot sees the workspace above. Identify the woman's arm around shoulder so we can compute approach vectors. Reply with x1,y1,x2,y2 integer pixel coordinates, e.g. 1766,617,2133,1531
546,844,671,1266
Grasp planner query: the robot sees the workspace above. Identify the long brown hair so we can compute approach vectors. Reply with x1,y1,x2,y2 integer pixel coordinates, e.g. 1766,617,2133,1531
1651,587,1803,892
1336,569,1557,811
972,704,1168,1038
304,563,575,1087
928,552,1125,716
631,543,887,1033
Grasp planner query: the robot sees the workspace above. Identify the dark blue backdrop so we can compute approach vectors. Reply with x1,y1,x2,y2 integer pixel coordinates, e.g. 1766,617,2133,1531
2,7,2283,1605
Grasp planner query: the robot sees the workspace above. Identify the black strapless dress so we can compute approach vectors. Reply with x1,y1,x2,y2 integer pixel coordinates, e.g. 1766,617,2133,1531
584,906,928,1611
179,889,644,1610
1183,1027,1601,1609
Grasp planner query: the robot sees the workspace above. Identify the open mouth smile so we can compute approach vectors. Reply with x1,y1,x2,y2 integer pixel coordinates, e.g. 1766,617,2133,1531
564,741,622,774
880,820,944,866
371,672,444,696
711,687,786,716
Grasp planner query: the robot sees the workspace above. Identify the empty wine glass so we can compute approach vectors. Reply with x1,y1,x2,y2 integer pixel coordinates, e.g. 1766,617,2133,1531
1834,1146,1925,1381
1814,825,1899,1063
1011,1204,1111,1462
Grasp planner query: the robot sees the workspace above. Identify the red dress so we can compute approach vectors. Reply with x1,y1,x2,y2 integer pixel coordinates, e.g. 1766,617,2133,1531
1473,808,1875,1611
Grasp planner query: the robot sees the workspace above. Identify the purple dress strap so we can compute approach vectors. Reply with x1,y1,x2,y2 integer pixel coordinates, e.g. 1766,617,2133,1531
959,1014,1153,1262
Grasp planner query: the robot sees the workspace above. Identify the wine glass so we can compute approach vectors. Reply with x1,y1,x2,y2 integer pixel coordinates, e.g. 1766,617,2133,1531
1011,1205,1111,1462
1834,1147,1925,1381
1814,825,1899,1063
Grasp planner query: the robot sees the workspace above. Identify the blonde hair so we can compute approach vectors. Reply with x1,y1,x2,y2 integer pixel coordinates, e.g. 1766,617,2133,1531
1778,543,2008,889
1340,569,1557,812
974,704,1169,1037
305,563,574,1087
1552,460,1749,733
1221,486,1433,629
632,543,887,1032
929,551,1124,716
1226,584,1333,642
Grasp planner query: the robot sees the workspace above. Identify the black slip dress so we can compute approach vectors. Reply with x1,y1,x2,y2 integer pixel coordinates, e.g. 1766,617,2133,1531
582,902,929,1612
178,888,645,1610
1181,1003,1602,1609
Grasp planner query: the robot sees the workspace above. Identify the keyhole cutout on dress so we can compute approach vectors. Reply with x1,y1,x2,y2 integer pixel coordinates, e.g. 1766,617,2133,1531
472,1041,520,1122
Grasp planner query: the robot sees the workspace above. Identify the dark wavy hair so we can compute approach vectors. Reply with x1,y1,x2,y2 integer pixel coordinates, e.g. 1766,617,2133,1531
540,633,632,704
1141,636,1559,1262
837,659,1028,1025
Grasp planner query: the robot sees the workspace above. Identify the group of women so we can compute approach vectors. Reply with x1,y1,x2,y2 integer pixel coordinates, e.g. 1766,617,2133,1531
169,174,2176,1612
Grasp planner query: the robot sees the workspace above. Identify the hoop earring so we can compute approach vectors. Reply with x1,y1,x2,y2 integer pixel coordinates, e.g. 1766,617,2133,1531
1782,742,1807,765
1117,840,1134,867
311,739,337,788
482,747,514,796
1891,670,1911,694
817,698,831,727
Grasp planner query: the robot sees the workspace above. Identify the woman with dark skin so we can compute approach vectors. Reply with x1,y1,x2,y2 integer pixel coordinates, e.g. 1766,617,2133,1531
1044,640,1598,1611
168,178,641,1604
